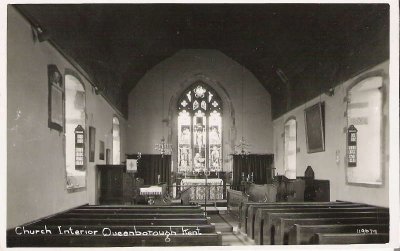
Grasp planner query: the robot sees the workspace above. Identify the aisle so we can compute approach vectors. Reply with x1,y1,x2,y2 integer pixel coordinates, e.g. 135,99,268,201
208,213,255,246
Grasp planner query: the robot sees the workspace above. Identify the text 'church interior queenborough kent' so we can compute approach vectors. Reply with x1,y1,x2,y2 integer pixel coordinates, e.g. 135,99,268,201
5,2,398,248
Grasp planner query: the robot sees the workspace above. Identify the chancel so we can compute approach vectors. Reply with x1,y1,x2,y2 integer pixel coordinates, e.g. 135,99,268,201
5,2,397,248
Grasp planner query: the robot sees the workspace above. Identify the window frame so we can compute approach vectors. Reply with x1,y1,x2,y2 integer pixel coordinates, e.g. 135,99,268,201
345,70,387,187
177,82,223,173
64,68,87,192
112,116,121,164
283,116,297,179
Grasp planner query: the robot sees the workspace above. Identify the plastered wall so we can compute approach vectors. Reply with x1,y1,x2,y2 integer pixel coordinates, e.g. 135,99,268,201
273,61,389,207
7,7,127,228
127,49,273,172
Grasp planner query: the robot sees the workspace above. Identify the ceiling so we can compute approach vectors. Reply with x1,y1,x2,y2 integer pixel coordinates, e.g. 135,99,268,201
15,4,389,118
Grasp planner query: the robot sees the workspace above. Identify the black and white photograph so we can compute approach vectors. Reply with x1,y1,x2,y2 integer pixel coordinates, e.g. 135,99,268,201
2,0,399,250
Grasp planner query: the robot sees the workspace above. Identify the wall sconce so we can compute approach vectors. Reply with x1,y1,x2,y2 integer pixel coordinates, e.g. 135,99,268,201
326,88,335,97
94,86,105,95
32,25,49,42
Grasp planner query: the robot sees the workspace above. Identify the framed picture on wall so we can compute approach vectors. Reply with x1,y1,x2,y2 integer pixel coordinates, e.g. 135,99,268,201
99,140,105,160
47,64,64,132
304,102,325,153
89,126,96,162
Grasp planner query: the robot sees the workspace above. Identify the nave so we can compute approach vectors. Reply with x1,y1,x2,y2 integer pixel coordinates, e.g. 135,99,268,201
7,202,389,247
6,2,396,249
7,182,389,247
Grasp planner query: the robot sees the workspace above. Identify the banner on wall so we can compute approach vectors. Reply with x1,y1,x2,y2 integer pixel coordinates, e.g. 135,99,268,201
126,159,138,172
74,125,85,171
347,125,358,167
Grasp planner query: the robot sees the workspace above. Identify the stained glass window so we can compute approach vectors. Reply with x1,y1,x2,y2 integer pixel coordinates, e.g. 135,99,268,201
177,83,222,173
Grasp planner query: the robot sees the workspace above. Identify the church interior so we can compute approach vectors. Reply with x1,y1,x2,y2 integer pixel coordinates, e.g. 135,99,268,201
6,3,397,248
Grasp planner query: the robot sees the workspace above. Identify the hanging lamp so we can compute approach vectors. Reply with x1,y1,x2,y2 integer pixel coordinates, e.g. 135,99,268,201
155,68,172,157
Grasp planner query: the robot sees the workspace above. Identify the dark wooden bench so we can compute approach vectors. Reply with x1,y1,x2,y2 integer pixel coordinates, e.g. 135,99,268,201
78,205,201,209
8,224,217,236
263,211,388,245
71,208,204,214
287,223,389,245
309,233,389,244
54,212,205,219
8,204,223,247
239,201,362,233
36,217,210,226
7,232,223,247
249,203,369,238
275,217,389,245
227,189,248,218
253,206,385,243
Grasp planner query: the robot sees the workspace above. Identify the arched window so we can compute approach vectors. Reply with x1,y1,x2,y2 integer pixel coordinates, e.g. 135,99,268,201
65,74,86,190
346,75,383,185
284,118,297,179
112,116,121,164
177,83,223,173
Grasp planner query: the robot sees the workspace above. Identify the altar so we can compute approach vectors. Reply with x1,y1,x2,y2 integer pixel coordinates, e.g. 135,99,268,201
140,186,163,205
180,178,224,201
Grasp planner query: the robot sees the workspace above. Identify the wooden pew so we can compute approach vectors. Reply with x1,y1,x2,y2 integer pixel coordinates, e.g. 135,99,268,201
36,217,210,226
54,212,205,219
262,211,388,245
246,202,367,237
79,205,201,209
8,224,217,236
253,206,385,242
227,189,248,218
71,208,204,214
287,223,389,245
309,233,389,244
8,204,223,247
7,232,223,247
276,217,389,245
239,201,361,233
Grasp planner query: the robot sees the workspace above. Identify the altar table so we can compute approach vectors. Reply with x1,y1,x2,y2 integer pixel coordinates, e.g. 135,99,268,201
181,178,224,201
140,186,163,205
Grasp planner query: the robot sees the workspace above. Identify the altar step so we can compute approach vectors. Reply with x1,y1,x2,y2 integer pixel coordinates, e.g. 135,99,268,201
190,199,227,207
201,206,227,215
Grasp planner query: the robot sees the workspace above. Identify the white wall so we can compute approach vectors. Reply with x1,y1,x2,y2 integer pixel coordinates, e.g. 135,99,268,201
273,61,389,207
7,7,127,228
127,49,273,172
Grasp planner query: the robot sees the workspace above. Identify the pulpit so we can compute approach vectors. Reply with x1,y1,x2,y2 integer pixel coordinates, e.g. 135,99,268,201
180,178,224,201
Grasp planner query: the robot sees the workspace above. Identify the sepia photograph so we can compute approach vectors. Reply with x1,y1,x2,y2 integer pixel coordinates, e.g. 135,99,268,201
3,0,399,250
